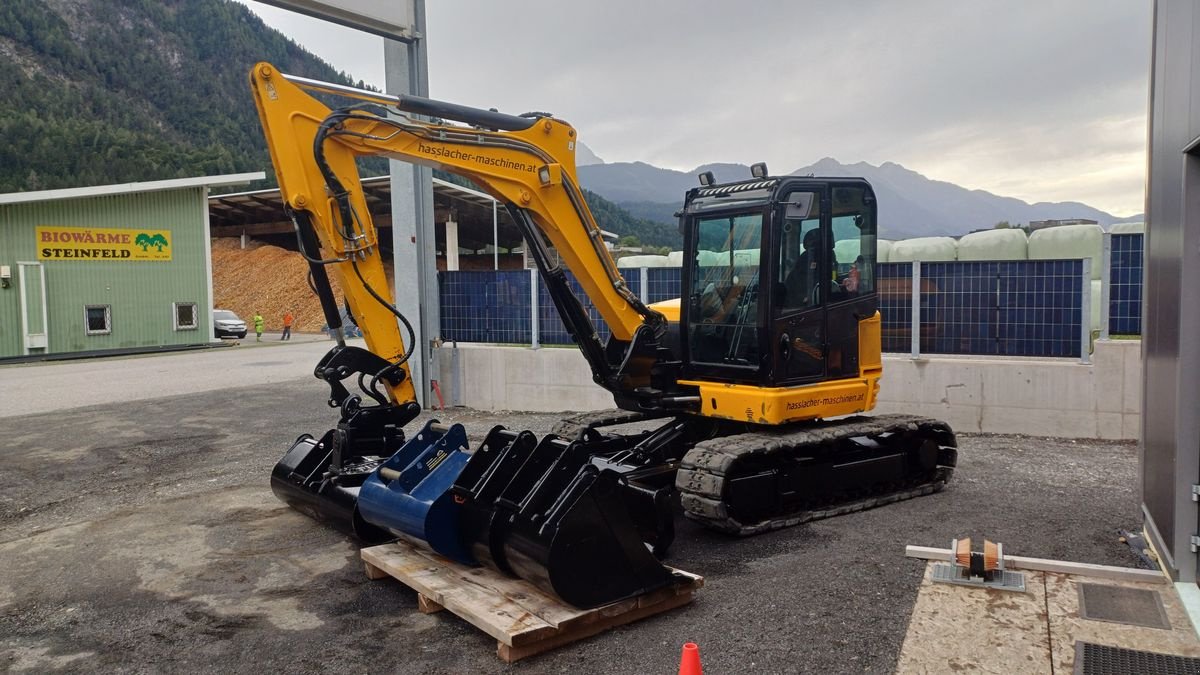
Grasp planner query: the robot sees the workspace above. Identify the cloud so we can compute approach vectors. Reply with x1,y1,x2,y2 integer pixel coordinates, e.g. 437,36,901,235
238,0,1151,215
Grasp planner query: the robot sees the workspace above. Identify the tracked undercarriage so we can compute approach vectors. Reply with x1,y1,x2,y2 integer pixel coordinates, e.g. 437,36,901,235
555,410,958,536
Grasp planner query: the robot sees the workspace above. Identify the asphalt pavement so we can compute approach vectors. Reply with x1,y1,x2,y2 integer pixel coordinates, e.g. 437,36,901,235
0,333,339,418
0,348,1144,674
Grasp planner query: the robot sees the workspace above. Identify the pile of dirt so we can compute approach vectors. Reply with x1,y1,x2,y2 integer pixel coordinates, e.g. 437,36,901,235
211,238,394,333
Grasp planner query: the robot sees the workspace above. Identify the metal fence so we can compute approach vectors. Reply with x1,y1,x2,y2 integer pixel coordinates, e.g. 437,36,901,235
440,254,1114,360
438,270,531,344
879,260,1087,360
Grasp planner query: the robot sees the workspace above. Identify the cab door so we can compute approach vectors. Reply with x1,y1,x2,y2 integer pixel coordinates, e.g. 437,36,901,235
824,184,878,380
770,187,827,384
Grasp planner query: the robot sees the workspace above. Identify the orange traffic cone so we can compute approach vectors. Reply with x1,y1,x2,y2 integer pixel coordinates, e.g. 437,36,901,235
678,642,702,675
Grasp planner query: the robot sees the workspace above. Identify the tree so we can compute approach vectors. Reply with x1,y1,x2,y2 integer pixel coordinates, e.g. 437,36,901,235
149,233,168,251
993,221,1012,229
135,233,151,251
617,235,642,248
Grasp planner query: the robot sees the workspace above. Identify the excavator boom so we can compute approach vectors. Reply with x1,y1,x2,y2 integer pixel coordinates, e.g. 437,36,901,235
252,64,687,607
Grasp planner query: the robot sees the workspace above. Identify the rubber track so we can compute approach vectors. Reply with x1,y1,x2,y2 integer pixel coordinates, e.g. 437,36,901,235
676,414,957,535
550,408,674,441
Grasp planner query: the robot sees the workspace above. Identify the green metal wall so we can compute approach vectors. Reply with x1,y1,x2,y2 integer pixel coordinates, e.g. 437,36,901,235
0,188,211,357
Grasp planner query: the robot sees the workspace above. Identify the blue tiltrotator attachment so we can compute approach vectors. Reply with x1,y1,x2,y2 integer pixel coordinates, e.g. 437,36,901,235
356,420,474,564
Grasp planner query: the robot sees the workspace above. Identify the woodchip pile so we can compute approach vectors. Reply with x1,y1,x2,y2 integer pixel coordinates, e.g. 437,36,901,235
211,238,394,333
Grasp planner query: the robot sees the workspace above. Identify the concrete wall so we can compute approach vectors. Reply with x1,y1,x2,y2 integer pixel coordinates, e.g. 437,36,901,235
434,340,1142,440
873,340,1140,440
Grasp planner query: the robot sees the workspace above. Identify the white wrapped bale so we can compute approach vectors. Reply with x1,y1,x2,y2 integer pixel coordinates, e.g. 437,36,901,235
877,239,894,263
1028,224,1104,280
1109,222,1144,234
956,228,1028,261
695,250,726,267
834,239,861,265
733,248,760,267
666,250,685,267
888,236,958,262
616,254,671,268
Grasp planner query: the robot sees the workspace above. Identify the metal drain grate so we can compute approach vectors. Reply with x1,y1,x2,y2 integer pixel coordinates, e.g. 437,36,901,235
930,562,1026,592
1074,642,1200,675
1078,583,1170,629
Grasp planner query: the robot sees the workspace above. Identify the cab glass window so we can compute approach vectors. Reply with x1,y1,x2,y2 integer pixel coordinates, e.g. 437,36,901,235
830,186,876,298
777,191,822,311
689,212,763,366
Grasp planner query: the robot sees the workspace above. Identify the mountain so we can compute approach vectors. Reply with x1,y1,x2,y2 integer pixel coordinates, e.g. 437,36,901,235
582,189,677,248
1,2,1136,244
0,0,660,242
0,0,378,194
576,161,747,203
791,158,1142,238
575,141,605,167
578,158,1142,239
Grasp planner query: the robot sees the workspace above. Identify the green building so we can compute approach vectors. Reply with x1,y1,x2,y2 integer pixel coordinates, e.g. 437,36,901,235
0,173,262,359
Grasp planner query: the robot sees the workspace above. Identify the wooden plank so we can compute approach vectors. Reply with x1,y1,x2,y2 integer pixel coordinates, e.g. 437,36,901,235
405,545,590,630
361,539,702,659
497,590,697,663
363,560,390,580
361,544,557,646
417,594,445,614
905,545,1167,584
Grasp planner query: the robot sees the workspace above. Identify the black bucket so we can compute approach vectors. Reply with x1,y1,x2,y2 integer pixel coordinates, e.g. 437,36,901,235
269,431,389,543
451,430,682,608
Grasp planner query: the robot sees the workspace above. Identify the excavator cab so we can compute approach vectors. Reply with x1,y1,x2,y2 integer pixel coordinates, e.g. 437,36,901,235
680,177,878,388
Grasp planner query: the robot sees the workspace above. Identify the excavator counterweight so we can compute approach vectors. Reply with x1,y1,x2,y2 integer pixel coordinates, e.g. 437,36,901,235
250,64,957,609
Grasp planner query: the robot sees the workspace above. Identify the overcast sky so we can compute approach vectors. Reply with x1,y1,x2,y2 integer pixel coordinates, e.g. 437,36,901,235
238,1,1151,216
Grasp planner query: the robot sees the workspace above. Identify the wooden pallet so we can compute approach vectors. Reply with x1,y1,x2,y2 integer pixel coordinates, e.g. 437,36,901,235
361,538,703,662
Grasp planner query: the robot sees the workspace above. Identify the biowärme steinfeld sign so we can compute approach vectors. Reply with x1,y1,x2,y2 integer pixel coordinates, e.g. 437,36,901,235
36,226,173,261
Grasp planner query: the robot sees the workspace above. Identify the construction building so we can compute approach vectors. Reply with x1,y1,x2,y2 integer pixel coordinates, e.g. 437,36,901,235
0,173,261,359
207,175,616,270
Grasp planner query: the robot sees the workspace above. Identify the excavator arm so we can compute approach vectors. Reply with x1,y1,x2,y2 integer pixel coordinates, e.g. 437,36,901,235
252,64,687,608
249,64,672,412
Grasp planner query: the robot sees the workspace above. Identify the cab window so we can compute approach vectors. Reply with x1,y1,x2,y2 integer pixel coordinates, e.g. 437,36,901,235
778,191,822,311
830,186,876,298
688,212,763,366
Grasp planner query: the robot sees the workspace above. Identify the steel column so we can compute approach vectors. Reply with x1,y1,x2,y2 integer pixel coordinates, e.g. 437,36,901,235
910,261,921,359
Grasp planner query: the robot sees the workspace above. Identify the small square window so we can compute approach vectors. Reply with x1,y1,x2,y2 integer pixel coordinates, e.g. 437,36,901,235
174,302,198,330
85,305,111,335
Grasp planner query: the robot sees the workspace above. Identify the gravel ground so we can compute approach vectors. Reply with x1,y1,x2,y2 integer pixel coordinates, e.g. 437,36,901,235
0,372,1142,674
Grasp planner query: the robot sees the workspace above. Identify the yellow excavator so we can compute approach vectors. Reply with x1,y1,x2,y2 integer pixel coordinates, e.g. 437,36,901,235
250,63,957,609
